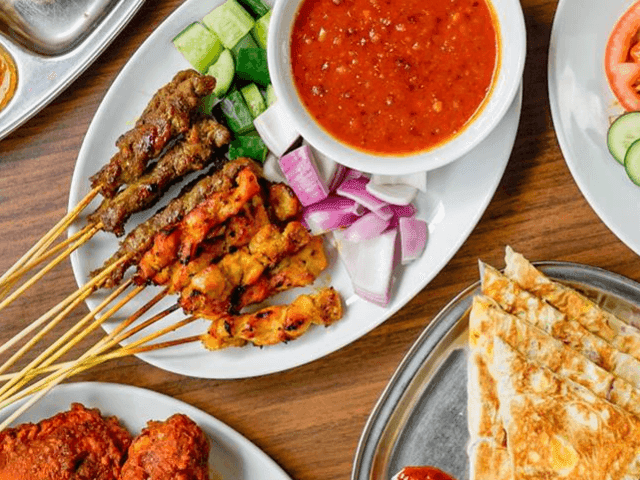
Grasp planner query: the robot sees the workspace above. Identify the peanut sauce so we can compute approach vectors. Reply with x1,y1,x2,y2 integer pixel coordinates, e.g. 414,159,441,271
290,0,498,155
0,45,17,112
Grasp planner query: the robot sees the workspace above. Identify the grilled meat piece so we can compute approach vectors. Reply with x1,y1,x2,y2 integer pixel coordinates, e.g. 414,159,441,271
201,287,343,350
268,183,302,222
94,158,262,289
0,403,132,480
89,117,231,236
120,414,209,480
90,70,216,198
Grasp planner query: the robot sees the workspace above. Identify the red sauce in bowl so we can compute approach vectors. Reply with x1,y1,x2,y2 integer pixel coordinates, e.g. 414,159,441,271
290,0,498,155
394,466,457,480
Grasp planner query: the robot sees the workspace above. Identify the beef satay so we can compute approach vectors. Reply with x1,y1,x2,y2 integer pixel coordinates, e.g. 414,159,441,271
234,235,328,311
201,287,343,350
89,116,231,236
90,70,216,197
94,158,262,288
179,222,312,315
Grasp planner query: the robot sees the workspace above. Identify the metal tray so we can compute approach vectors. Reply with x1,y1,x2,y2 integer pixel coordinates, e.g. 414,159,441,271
0,0,145,140
351,261,640,480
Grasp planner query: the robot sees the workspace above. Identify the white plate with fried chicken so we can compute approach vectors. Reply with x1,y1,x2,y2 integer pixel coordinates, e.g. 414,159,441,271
68,0,522,379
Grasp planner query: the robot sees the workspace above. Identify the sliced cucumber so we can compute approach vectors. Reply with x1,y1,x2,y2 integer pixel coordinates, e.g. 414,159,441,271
173,22,224,73
231,33,258,59
208,49,235,98
238,0,270,19
203,0,255,49
252,10,271,49
608,111,640,165
235,47,270,86
241,83,267,118
625,138,640,186
264,83,277,106
229,135,268,162
220,90,255,134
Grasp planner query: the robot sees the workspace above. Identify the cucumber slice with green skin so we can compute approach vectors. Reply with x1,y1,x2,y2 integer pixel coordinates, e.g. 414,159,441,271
220,90,255,134
203,0,255,50
264,84,277,106
208,49,235,98
238,0,270,19
229,135,268,162
241,83,266,118
608,111,640,165
235,48,270,86
231,33,258,59
252,10,271,49
173,22,224,73
625,138,640,186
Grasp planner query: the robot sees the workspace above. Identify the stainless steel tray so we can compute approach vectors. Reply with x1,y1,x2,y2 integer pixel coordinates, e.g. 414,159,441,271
351,261,640,480
0,0,145,140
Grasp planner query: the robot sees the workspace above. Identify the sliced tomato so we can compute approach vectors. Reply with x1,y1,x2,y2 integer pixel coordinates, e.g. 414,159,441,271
605,1,640,111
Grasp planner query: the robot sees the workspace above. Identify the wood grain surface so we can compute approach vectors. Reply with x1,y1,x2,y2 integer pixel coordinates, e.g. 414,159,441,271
0,0,637,479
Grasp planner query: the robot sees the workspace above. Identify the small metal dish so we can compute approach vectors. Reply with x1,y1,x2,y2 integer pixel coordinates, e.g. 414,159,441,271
0,0,145,140
351,261,640,480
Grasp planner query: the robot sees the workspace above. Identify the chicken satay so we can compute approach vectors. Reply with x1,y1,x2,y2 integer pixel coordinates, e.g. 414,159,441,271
0,403,132,480
267,183,302,222
94,158,262,288
201,287,343,350
179,222,312,315
120,414,209,480
90,70,216,197
234,235,328,311
89,116,231,236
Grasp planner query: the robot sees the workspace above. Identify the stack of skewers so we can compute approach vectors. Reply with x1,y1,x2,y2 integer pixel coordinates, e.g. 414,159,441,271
0,69,343,429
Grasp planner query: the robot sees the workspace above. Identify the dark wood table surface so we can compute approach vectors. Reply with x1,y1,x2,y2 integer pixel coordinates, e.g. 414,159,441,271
0,0,636,478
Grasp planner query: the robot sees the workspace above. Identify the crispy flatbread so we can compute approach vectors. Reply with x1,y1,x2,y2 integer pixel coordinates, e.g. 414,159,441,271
490,336,640,480
471,295,640,418
504,246,640,360
480,262,640,390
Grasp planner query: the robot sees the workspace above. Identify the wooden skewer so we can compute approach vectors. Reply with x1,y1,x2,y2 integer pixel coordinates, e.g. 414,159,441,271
0,224,96,293
0,223,101,314
0,187,100,290
0,254,131,357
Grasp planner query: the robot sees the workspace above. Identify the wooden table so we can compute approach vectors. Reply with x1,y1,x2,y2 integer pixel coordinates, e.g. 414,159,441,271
0,0,636,478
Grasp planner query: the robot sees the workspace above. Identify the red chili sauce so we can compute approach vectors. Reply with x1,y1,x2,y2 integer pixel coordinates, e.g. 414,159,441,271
290,0,498,155
394,466,457,480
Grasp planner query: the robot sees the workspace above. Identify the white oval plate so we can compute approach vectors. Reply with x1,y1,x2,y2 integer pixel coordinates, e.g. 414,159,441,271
68,0,522,379
0,382,292,480
549,0,640,255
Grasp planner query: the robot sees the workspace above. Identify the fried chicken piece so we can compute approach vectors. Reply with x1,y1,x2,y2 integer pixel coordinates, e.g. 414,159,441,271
201,287,343,350
120,414,209,480
0,403,132,480
268,183,302,222
89,116,231,236
179,222,312,315
95,158,262,288
91,70,216,197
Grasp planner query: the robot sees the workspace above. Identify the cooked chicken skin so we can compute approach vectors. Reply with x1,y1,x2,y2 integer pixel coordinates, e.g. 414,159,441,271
120,414,209,480
0,403,132,480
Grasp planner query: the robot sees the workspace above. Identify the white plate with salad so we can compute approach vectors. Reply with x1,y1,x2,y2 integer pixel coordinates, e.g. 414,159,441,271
549,0,640,256
68,0,523,379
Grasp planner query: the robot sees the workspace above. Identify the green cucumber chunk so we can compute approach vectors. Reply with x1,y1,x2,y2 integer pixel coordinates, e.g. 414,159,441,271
238,0,270,19
264,84,277,106
231,33,258,59
252,10,271,49
208,49,235,98
229,135,268,162
235,48,270,86
625,139,640,186
173,22,224,73
241,83,267,118
608,111,640,165
203,0,255,49
220,90,255,134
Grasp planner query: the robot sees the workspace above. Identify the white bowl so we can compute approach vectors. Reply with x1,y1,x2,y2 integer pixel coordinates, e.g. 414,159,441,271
268,0,526,174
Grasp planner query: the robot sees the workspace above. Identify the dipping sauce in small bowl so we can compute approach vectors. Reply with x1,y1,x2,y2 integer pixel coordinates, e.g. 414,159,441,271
0,46,17,112
290,0,498,155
